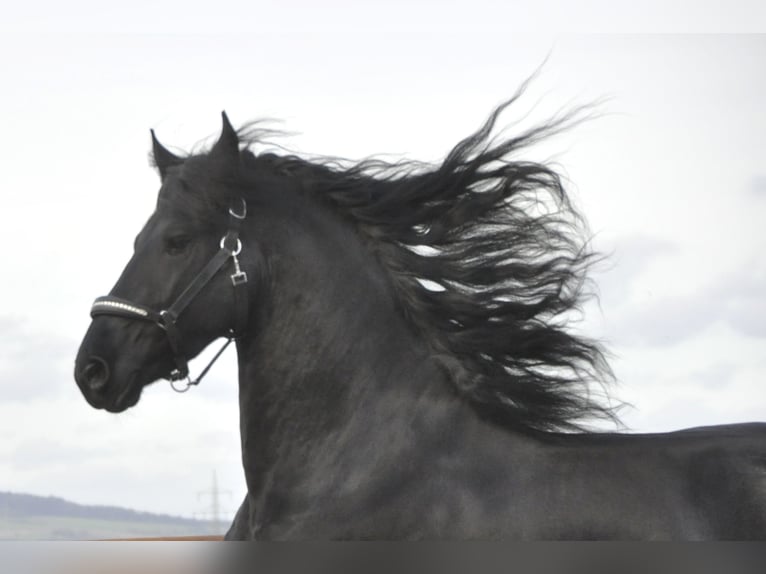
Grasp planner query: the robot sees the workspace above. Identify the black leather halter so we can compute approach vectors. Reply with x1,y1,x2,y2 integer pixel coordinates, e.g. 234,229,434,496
90,199,249,391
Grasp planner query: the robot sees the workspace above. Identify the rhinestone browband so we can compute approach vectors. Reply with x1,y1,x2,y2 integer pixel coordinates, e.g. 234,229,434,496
91,300,149,317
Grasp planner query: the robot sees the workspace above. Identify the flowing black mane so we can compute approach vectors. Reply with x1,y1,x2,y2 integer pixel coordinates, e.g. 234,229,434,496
171,92,616,432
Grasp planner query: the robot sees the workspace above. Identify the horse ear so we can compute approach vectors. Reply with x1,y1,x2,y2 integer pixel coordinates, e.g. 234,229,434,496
210,111,239,160
151,129,183,180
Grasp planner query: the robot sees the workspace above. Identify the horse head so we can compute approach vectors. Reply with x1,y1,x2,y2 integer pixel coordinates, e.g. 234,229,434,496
74,113,261,412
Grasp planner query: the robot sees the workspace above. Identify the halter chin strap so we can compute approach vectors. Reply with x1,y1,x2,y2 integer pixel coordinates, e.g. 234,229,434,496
90,199,249,390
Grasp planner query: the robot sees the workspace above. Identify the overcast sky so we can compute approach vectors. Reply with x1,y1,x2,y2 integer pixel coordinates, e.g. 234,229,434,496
1,3,765,522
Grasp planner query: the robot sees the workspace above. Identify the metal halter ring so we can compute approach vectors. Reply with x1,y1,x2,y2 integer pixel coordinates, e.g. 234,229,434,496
220,236,242,256
229,198,247,219
170,377,193,393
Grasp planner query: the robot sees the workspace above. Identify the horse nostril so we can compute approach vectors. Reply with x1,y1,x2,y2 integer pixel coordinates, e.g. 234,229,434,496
82,357,110,392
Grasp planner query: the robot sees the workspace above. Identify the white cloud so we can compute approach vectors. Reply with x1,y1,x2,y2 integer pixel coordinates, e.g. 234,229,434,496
0,317,77,402
752,176,766,196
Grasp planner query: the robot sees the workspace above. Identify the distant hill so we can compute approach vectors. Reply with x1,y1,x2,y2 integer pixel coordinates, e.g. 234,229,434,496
0,491,220,540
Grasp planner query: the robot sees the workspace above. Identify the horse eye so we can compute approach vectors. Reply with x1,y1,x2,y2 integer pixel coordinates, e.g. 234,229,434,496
165,235,192,255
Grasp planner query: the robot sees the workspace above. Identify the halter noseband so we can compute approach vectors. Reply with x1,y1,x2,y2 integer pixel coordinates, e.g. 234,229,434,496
90,199,249,391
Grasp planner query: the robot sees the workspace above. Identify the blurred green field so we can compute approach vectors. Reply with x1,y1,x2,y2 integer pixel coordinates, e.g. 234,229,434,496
0,491,222,540
0,514,221,540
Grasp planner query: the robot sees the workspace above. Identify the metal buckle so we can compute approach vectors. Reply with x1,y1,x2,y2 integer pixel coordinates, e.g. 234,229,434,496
230,251,248,285
231,272,248,286
158,310,171,330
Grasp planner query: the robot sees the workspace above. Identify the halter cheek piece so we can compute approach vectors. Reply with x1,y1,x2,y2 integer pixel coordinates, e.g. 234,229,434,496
89,199,249,392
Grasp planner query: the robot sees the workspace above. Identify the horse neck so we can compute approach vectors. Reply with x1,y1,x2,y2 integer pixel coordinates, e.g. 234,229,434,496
235,190,463,477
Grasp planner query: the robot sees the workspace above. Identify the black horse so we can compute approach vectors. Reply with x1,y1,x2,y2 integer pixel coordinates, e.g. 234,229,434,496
74,94,766,539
